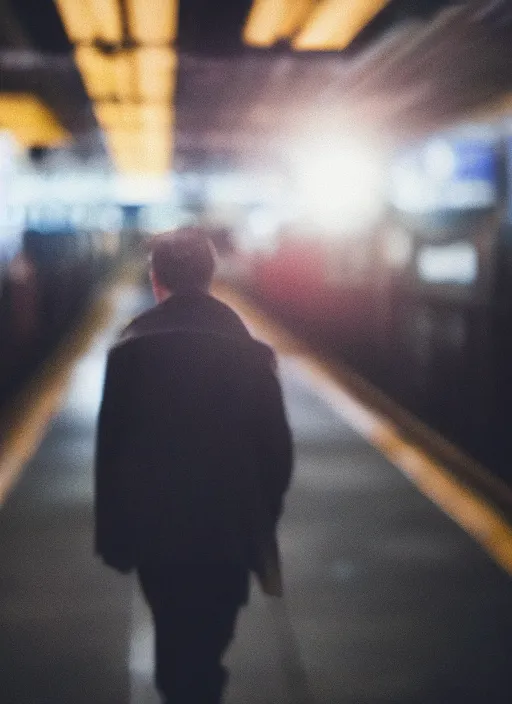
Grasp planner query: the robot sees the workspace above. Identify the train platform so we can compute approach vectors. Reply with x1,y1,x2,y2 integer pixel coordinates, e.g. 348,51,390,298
1,267,511,704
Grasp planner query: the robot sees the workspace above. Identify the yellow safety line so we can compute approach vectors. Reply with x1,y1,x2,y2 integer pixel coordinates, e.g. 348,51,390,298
214,282,512,577
0,259,141,506
0,293,112,505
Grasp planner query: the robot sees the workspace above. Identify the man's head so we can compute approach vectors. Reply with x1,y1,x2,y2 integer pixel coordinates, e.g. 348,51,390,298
149,228,216,302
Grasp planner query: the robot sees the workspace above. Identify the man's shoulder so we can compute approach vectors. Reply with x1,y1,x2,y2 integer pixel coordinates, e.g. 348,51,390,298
109,292,276,369
200,293,250,332
119,293,249,341
118,306,158,343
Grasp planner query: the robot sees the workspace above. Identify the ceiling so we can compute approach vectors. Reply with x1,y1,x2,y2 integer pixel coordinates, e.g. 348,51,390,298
0,0,511,173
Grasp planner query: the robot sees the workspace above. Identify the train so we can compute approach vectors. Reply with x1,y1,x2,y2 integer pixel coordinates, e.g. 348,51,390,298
235,123,512,484
0,194,127,410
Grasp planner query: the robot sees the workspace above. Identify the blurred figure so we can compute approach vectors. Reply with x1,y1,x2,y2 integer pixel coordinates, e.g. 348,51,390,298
0,248,40,401
95,228,293,704
208,225,235,256
7,250,40,345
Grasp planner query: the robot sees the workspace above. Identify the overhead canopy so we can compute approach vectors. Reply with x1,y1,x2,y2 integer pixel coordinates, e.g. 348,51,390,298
0,0,510,174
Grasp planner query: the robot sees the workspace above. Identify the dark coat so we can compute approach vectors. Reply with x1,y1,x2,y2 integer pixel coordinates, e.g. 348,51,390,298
94,290,293,575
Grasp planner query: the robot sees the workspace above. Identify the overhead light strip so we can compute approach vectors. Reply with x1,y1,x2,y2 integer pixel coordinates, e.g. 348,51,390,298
94,103,174,130
74,46,133,100
74,46,177,102
54,0,123,44
243,0,315,47
55,0,180,175
134,47,178,101
105,129,171,174
126,0,179,44
243,0,391,50
0,94,69,147
294,0,391,51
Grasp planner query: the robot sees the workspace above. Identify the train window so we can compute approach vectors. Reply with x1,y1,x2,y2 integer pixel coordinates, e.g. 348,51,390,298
416,242,478,285
391,132,498,214
506,135,512,224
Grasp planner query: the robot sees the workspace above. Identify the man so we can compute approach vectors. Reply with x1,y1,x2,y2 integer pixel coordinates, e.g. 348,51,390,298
95,228,293,704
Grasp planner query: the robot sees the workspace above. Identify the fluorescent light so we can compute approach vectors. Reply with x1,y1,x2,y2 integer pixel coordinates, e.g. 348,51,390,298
94,102,174,175
75,47,134,100
75,47,178,102
94,103,172,130
54,0,96,43
0,93,69,147
105,128,172,174
54,0,122,44
99,104,173,174
134,47,178,101
243,0,315,47
113,174,173,204
294,0,390,51
89,0,124,42
417,243,478,285
127,0,178,44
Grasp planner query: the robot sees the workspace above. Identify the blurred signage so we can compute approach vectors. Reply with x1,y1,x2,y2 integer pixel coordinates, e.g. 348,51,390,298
417,242,478,285
391,133,498,213
13,168,122,234
506,135,512,224
16,172,113,205
113,174,173,205
25,202,122,234
0,132,23,259
205,172,285,206
139,203,191,233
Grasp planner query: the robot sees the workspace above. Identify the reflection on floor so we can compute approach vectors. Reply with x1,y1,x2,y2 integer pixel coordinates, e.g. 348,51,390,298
1,279,512,704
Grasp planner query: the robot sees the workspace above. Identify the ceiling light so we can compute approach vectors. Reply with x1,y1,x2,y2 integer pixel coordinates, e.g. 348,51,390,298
94,103,173,130
294,0,390,51
105,129,172,175
127,0,179,44
291,134,386,232
97,104,174,175
0,94,69,147
134,47,178,101
54,0,123,44
75,47,178,103
417,243,478,285
74,47,134,100
243,0,315,46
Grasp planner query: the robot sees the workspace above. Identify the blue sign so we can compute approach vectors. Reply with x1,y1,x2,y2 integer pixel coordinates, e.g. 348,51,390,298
391,133,498,213
446,138,497,183
506,137,512,224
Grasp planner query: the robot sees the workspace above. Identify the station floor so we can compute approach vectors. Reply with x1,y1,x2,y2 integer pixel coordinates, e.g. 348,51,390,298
1,271,512,704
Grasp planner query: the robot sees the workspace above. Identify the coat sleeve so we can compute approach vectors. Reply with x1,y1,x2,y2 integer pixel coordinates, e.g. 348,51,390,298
94,347,136,570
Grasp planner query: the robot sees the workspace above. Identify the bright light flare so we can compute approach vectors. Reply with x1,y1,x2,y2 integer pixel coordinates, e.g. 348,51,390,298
113,173,173,204
240,208,281,253
291,136,387,233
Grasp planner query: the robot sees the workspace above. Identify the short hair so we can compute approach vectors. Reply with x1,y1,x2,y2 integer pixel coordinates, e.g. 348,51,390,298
150,228,216,292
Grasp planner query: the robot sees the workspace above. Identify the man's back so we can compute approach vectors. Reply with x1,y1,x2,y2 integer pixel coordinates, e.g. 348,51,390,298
95,290,292,569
